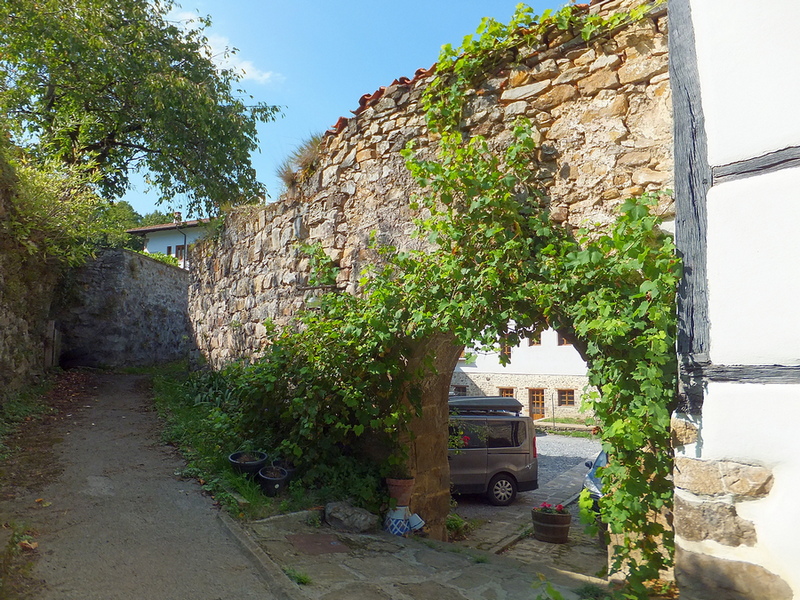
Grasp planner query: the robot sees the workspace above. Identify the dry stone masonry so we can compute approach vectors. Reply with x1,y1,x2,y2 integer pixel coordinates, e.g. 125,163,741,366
189,0,671,539
58,249,193,368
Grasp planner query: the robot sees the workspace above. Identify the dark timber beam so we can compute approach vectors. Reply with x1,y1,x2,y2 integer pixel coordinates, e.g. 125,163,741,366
669,0,712,413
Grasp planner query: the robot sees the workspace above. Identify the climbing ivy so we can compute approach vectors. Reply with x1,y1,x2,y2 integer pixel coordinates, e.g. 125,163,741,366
405,2,677,597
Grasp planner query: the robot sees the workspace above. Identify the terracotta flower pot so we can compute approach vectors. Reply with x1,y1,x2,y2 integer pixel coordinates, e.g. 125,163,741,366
385,477,415,507
531,510,571,543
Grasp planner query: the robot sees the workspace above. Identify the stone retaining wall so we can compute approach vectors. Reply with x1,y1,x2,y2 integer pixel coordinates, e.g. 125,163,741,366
189,0,672,539
0,154,61,399
190,2,672,368
58,249,193,368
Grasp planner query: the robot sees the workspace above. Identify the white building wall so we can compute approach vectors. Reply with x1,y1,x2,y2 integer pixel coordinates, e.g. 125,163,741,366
679,1,800,594
144,228,207,255
685,383,800,593
690,1,800,166
706,168,800,366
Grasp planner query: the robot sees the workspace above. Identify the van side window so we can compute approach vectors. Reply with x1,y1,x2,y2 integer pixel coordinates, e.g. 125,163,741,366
486,421,525,448
448,422,487,449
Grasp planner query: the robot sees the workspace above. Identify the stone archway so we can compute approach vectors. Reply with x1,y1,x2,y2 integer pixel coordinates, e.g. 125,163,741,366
189,0,671,540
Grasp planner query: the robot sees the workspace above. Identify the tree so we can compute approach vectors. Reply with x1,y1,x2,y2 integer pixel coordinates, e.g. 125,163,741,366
0,0,280,216
86,200,144,251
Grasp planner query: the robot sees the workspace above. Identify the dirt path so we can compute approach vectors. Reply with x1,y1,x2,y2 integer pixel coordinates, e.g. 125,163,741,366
0,372,276,599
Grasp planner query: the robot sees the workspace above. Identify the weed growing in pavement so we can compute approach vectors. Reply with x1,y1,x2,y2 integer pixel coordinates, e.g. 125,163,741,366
283,567,312,585
0,522,39,599
445,513,483,541
574,583,613,599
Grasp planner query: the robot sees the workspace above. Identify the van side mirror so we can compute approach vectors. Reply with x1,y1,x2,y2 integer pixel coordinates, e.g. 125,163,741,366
585,460,593,468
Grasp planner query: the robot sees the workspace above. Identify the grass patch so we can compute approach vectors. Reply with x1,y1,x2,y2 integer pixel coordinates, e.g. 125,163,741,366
283,567,312,585
537,417,583,425
445,512,483,541
0,384,53,459
542,429,598,439
151,373,283,519
0,522,41,599
573,583,612,599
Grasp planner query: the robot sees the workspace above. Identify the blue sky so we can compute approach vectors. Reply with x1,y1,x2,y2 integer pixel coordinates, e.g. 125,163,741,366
125,0,556,216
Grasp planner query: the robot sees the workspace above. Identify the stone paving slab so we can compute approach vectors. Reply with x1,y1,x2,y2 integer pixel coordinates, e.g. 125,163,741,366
230,508,607,600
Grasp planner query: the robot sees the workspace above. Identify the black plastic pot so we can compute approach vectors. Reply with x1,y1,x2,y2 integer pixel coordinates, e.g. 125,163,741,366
272,458,297,483
228,451,268,478
257,466,288,497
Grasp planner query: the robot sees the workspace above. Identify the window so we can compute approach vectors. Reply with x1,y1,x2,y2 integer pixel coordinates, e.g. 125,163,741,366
448,422,487,449
498,387,515,398
166,245,172,256
528,388,545,418
557,332,571,346
500,341,512,360
452,385,467,397
527,334,541,346
176,244,186,261
486,421,524,448
557,389,575,406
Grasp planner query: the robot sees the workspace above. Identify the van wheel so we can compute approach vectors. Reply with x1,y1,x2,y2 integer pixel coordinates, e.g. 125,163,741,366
487,474,517,506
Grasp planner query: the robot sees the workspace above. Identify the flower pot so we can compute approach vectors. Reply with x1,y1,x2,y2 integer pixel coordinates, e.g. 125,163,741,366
257,466,288,497
384,506,410,536
386,477,415,507
272,458,297,483
531,510,571,544
228,451,268,478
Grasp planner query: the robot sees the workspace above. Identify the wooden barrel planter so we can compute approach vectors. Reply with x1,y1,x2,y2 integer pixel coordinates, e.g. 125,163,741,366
531,510,571,543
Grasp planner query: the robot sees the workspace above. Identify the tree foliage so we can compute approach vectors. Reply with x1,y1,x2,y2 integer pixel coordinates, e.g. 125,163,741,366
0,0,280,216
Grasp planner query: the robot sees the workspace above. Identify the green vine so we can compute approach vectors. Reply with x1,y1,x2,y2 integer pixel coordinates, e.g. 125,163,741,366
424,0,664,134
404,2,676,596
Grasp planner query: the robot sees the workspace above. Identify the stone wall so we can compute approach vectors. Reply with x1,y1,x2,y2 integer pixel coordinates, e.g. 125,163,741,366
191,2,671,365
0,152,61,399
58,249,193,368
189,0,672,539
670,414,793,598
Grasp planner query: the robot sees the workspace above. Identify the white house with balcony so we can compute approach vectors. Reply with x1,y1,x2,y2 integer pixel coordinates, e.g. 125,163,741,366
126,217,211,269
450,328,592,422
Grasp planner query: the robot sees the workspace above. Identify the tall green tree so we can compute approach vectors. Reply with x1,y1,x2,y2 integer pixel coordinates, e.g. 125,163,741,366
0,0,280,216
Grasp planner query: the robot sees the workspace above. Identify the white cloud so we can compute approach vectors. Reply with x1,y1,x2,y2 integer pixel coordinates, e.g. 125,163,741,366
169,10,283,85
205,34,284,85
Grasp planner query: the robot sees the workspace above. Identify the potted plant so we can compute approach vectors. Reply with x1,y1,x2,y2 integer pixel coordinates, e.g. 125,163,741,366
228,451,268,478
384,464,415,507
271,457,297,484
531,502,571,543
257,465,288,497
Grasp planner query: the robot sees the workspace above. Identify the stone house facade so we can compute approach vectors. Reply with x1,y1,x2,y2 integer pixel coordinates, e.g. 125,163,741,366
450,328,592,421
